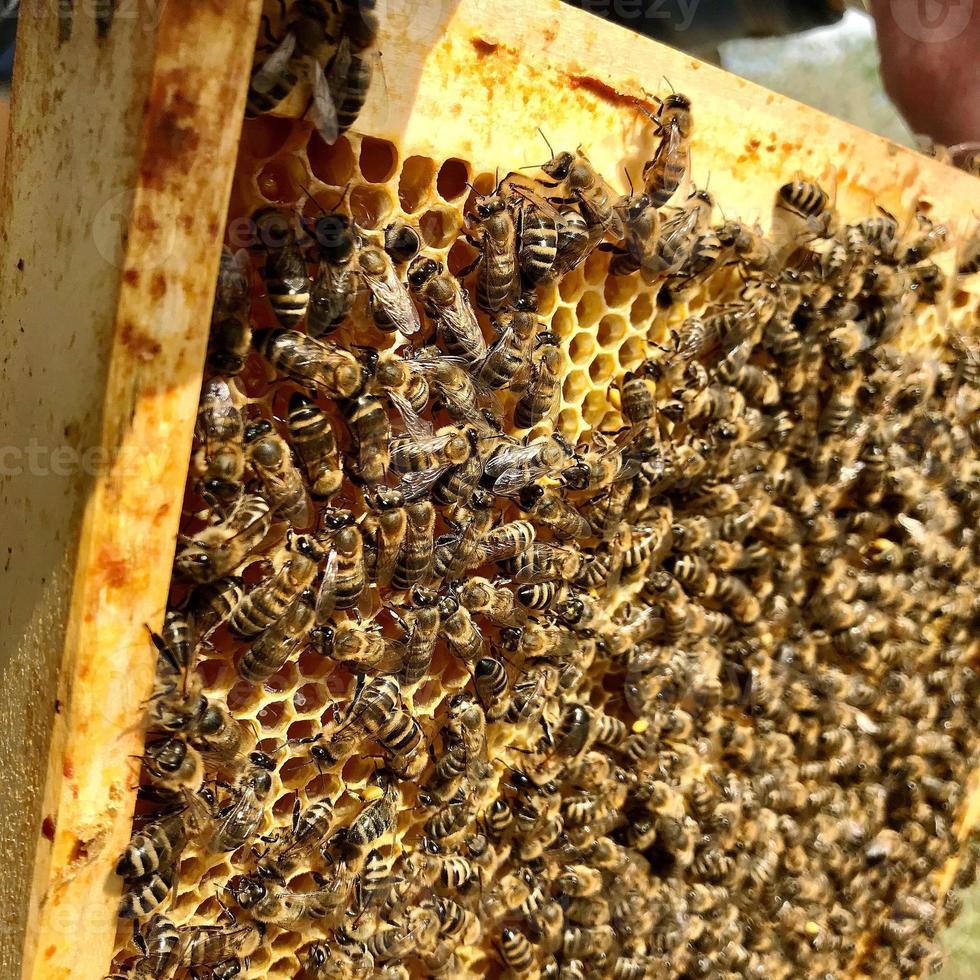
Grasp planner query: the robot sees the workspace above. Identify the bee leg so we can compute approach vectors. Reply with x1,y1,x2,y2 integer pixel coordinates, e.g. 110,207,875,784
215,893,239,924
455,251,483,280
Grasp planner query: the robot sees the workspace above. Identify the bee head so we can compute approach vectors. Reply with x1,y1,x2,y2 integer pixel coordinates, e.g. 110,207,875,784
407,255,441,291
231,876,266,909
307,213,355,262
542,150,574,182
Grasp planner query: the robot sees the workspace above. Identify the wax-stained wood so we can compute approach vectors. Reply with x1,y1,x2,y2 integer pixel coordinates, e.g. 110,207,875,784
0,3,262,978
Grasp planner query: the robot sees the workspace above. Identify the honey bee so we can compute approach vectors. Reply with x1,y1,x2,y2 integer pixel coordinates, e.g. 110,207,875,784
252,208,310,326
389,397,479,496
956,223,980,276
478,305,541,390
473,657,510,721
408,256,487,363
192,378,246,504
230,531,321,637
517,484,593,541
210,248,252,374
254,328,364,398
209,751,276,852
125,915,181,980
441,594,485,662
237,590,315,683
304,209,357,339
342,774,402,852
315,510,367,612
232,872,341,924
551,205,596,278
265,797,335,877
514,332,562,428
459,576,526,626
346,394,391,485
286,392,342,499
497,926,536,976
479,518,536,563
178,921,265,974
607,191,661,278
775,178,837,240
315,616,401,673
644,188,714,278
539,147,625,244
463,183,520,312
384,220,423,265
562,434,637,492
642,91,693,208
407,348,495,424
503,542,581,582
390,589,442,687
339,678,426,779
117,789,215,914
174,494,272,583
390,499,435,590
143,736,204,793
362,347,430,411
482,434,570,496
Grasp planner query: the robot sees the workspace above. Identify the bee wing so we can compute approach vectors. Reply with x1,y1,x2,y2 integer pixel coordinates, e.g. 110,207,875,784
251,30,297,95
389,390,435,442
491,456,552,497
309,55,340,146
339,640,405,674
315,547,339,624
213,785,261,849
398,461,454,497
363,263,422,337
438,291,488,362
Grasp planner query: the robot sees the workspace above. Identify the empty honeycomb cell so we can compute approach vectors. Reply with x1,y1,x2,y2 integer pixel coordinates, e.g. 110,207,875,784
600,409,625,431
293,682,327,714
597,313,627,348
550,304,576,341
342,756,380,785
558,266,585,302
583,247,610,284
349,183,393,229
619,335,646,371
575,290,604,328
447,236,478,275
569,331,597,366
307,132,356,186
562,368,589,405
436,157,471,201
226,678,263,714
589,352,616,384
630,291,655,326
604,270,639,308
419,206,461,248
256,156,303,204
242,115,294,159
536,282,560,317
398,154,437,212
557,407,579,436
359,135,399,183
257,699,287,729
264,662,301,693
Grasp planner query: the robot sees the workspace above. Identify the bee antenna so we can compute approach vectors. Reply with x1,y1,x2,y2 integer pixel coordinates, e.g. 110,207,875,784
623,166,634,197
662,75,675,94
537,126,556,159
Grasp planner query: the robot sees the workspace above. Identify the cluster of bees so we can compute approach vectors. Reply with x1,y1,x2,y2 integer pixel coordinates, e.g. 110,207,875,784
110,3,980,979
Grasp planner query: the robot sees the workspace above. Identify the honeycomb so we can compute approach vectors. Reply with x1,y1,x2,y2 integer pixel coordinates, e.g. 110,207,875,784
108,8,980,980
